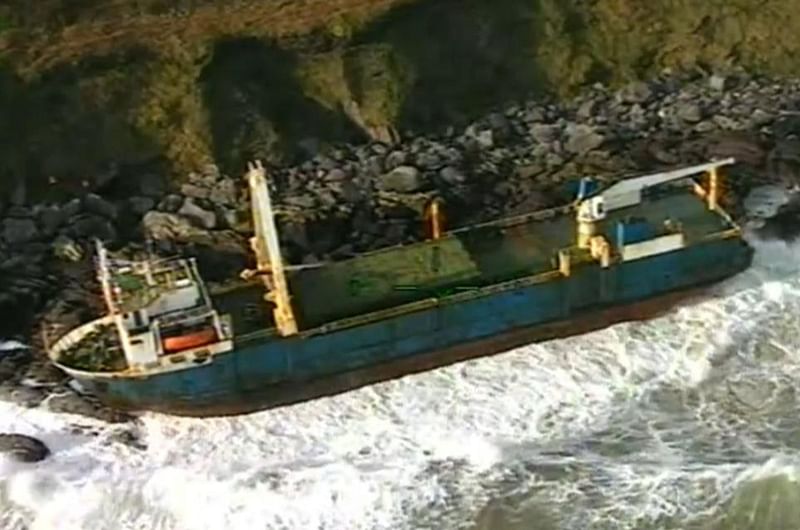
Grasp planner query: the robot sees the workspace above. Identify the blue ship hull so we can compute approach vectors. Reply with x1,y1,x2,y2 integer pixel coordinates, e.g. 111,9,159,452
66,236,753,416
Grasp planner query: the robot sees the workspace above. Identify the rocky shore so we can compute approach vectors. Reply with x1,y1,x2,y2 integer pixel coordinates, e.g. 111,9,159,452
2,69,800,424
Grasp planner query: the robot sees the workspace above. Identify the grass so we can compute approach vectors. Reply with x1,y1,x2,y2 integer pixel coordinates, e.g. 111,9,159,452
2,0,800,202
0,0,424,78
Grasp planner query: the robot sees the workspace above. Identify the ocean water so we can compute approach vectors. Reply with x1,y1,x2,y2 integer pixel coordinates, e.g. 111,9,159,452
2,205,800,529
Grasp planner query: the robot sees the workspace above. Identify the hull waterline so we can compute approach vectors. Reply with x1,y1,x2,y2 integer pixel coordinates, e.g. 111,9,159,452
70,258,749,418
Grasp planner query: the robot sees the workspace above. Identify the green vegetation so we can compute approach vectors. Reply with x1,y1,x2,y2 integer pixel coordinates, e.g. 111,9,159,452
59,324,128,372
0,13,11,34
1,0,799,201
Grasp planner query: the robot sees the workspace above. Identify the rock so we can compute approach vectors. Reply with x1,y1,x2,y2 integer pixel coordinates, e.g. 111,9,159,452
218,207,240,230
158,194,184,213
618,81,652,104
545,153,565,167
442,147,462,166
0,433,50,462
138,173,166,198
190,231,251,281
749,109,773,127
676,102,703,123
488,112,511,135
768,139,800,186
530,124,560,144
284,194,316,209
773,115,800,139
474,130,494,149
201,164,222,183
108,428,147,451
283,221,309,249
565,125,605,155
37,205,65,235
339,181,362,203
8,385,46,408
0,340,28,353
695,121,717,133
744,185,792,219
317,190,337,209
21,361,66,388
142,211,211,242
507,190,552,215
415,151,442,170
181,183,210,200
2,218,39,245
577,99,596,120
128,196,156,216
297,137,322,158
9,179,26,206
515,163,546,180
464,124,495,150
84,194,118,220
385,150,409,170
370,142,390,156
493,181,513,197
707,134,766,167
45,392,133,423
439,166,466,185
769,139,800,166
714,115,743,130
365,155,385,176
178,199,217,230
62,198,83,219
645,141,680,165
315,155,337,171
70,215,117,243
0,345,29,383
209,178,238,206
53,235,84,262
0,359,19,384
379,166,423,193
709,74,729,91
323,168,348,182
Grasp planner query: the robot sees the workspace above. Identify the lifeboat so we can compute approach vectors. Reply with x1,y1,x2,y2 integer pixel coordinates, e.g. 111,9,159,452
162,327,217,353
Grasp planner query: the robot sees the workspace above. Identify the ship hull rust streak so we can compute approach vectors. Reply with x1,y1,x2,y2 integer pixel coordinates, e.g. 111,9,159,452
62,237,752,417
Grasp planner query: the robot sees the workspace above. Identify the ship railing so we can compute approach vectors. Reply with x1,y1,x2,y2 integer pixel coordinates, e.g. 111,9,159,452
154,304,218,327
448,203,574,236
48,314,118,362
292,268,567,342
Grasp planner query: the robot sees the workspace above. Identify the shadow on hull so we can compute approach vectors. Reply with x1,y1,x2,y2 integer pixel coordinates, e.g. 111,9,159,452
95,270,747,418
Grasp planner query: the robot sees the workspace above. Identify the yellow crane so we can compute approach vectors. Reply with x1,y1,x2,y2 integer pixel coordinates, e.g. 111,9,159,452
241,160,299,337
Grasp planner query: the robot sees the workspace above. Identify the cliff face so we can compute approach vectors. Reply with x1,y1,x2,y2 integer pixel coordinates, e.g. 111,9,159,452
1,0,799,200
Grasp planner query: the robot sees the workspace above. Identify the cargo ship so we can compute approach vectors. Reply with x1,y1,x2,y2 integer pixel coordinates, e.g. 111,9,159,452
47,158,753,416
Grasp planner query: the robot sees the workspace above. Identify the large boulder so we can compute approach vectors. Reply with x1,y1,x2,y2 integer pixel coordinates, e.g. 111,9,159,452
565,124,605,155
2,218,39,245
142,211,211,243
178,199,217,230
0,433,50,463
379,166,423,192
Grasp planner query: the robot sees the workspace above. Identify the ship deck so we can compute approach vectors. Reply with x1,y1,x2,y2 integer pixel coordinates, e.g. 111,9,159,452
211,185,733,335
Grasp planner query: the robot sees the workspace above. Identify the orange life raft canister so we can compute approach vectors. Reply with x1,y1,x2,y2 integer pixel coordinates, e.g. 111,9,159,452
162,328,217,353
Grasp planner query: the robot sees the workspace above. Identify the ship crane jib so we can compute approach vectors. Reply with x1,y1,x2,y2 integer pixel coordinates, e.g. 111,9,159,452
577,157,736,223
243,160,299,337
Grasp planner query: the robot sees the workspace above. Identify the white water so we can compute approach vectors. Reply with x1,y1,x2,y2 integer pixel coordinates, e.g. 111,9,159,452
2,195,800,529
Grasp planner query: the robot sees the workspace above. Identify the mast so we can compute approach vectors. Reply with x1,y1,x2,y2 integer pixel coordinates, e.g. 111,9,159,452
243,160,299,336
424,197,445,240
94,239,118,314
